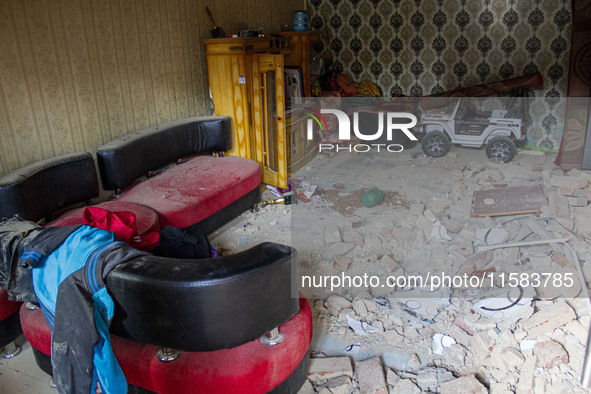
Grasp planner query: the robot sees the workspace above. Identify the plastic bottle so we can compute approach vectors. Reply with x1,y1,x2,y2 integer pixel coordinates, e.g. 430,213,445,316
361,189,383,208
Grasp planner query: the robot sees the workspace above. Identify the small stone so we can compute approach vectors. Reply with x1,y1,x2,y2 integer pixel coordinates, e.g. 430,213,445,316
356,357,388,394
343,230,364,245
352,219,364,229
333,256,352,271
324,225,342,244
535,340,569,369
500,347,525,368
485,227,510,245
324,296,353,317
380,254,400,272
352,299,369,318
406,353,421,370
439,374,487,394
428,198,452,217
470,332,494,360
442,344,466,367
458,240,474,256
386,369,400,386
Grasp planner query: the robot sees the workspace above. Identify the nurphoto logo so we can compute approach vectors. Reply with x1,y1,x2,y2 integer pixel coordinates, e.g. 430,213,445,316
305,108,418,153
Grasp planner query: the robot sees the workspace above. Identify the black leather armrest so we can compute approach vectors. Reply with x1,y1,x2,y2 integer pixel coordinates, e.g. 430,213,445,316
106,242,299,351
0,153,99,222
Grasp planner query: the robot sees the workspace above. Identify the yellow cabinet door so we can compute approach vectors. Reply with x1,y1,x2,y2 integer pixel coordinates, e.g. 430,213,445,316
251,54,287,189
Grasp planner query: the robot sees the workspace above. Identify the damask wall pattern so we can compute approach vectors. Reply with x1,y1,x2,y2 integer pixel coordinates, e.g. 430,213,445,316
308,0,573,149
0,0,300,176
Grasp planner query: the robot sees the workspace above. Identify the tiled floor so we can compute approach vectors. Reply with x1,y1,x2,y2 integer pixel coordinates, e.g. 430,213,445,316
0,335,56,393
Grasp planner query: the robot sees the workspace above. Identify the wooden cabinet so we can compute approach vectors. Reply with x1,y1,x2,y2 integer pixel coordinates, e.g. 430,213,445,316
205,33,318,189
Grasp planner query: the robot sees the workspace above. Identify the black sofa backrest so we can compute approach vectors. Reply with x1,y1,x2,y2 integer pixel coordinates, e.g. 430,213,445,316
96,116,232,191
0,153,99,222
107,242,300,351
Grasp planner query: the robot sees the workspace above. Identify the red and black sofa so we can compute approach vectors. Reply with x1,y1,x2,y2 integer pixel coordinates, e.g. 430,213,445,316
0,116,312,393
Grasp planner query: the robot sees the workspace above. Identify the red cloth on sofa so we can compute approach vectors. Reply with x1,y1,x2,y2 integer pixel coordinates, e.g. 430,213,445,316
20,298,312,394
82,207,159,251
48,201,161,236
115,156,261,229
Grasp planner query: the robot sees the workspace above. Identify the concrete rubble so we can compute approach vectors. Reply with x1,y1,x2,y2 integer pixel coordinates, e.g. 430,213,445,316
210,147,591,393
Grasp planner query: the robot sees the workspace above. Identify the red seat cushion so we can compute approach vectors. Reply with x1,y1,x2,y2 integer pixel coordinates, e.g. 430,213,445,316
20,298,312,394
115,156,261,229
0,288,21,320
48,201,161,235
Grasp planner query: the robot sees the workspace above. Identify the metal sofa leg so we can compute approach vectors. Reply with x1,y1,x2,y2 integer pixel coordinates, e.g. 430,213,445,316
1,341,21,358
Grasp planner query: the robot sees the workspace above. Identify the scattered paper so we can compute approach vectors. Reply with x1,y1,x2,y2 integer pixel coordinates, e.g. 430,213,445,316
432,333,457,355
346,315,379,336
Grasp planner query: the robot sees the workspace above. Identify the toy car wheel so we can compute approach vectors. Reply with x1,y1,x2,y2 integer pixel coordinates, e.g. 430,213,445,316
422,130,449,158
486,136,516,162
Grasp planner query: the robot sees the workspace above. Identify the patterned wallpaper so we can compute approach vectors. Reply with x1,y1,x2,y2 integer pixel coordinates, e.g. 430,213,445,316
308,0,573,149
0,0,302,176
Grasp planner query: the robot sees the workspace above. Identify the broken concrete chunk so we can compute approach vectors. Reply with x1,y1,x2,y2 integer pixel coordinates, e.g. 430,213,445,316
392,379,421,394
322,242,355,259
442,344,467,367
500,347,525,368
342,230,364,245
415,367,455,391
408,203,425,216
297,380,315,394
356,357,388,394
405,353,421,370
568,196,588,207
320,376,352,394
550,174,589,192
521,301,576,338
352,299,369,318
549,192,571,218
324,295,353,317
333,255,352,271
428,198,452,217
386,369,400,387
324,225,342,244
577,205,591,239
470,332,495,360
307,357,353,383
439,374,487,394
380,254,399,272
535,340,569,369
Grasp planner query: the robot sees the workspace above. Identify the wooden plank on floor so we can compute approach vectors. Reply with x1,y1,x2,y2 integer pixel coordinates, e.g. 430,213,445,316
471,184,546,217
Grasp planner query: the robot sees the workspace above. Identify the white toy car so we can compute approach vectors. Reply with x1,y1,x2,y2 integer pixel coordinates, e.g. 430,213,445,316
419,97,526,162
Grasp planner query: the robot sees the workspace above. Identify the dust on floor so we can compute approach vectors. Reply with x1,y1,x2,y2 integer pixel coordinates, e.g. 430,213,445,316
210,144,591,393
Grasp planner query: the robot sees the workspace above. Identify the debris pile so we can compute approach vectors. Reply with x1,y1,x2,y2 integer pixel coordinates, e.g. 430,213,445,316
210,148,591,393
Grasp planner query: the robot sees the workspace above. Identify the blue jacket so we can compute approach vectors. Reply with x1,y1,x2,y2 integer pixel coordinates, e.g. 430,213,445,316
19,225,147,394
